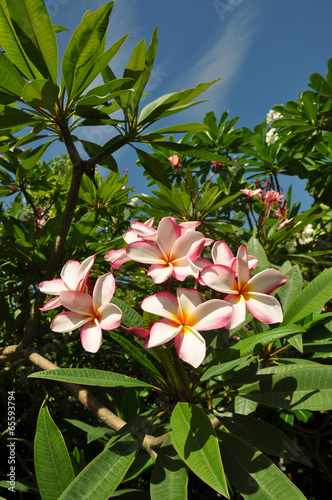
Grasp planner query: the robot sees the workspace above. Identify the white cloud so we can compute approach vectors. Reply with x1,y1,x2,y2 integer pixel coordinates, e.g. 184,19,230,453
175,1,261,120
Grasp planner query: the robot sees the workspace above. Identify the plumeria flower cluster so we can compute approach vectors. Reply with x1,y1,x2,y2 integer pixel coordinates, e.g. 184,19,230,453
39,256,122,353
40,217,286,368
241,180,292,230
286,223,315,253
266,109,283,124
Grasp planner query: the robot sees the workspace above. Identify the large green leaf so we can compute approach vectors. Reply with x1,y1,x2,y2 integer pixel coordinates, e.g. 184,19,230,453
0,0,40,79
283,267,332,325
246,236,269,272
218,430,307,499
135,148,172,188
150,435,188,500
29,368,155,389
34,401,75,500
0,106,41,130
6,0,58,83
73,34,129,98
138,81,219,125
61,2,113,101
170,403,229,497
111,296,143,329
239,364,332,410
0,51,26,98
217,413,311,466
277,264,303,315
22,79,59,112
107,329,164,382
58,418,147,500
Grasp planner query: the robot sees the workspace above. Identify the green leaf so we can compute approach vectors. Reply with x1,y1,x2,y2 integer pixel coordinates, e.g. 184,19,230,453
22,79,59,112
138,80,219,125
34,401,75,500
6,0,58,83
151,435,188,500
0,106,41,130
150,123,208,135
277,264,303,315
218,430,307,499
54,25,69,33
58,423,145,499
239,364,332,410
74,35,129,98
212,325,305,364
29,368,155,389
0,0,41,79
0,51,26,98
246,236,269,272
107,329,164,382
148,140,230,163
283,267,332,325
135,148,171,188
65,419,113,444
111,296,143,328
217,413,311,466
170,403,229,497
61,2,113,101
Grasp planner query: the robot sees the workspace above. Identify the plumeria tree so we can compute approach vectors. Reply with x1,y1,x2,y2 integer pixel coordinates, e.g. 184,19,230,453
1,1,332,499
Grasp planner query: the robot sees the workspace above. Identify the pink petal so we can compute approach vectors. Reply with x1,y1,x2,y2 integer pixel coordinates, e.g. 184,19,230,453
171,230,205,261
223,294,247,330
174,327,206,368
141,292,179,321
129,327,150,339
145,319,182,348
244,292,283,324
212,241,234,265
172,257,200,281
77,254,96,291
200,264,239,294
93,273,115,310
39,278,67,295
59,290,94,316
237,245,251,289
204,237,214,247
39,296,61,311
51,311,89,332
123,230,141,244
98,303,122,330
129,220,157,239
126,241,164,264
104,248,131,269
157,217,181,259
147,263,173,284
186,299,234,331
243,269,287,295
60,260,81,289
177,288,202,321
80,320,103,353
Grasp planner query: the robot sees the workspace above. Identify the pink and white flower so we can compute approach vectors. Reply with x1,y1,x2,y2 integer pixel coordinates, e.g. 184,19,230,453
39,254,96,311
126,217,205,284
200,245,286,330
168,154,180,167
141,288,233,367
50,273,122,353
105,218,156,269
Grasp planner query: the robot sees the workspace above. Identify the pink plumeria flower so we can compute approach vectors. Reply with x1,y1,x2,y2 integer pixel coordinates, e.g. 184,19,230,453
104,218,156,269
168,154,180,167
200,245,286,330
240,188,263,198
196,241,258,285
126,217,205,284
39,255,96,311
50,273,122,353
141,288,233,368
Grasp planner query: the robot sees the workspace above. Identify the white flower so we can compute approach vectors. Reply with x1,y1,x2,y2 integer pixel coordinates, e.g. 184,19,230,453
128,197,140,206
297,224,315,245
265,128,279,145
285,241,297,254
267,109,283,124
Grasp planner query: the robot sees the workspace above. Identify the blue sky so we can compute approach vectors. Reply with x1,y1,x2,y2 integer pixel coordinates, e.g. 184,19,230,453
46,0,332,210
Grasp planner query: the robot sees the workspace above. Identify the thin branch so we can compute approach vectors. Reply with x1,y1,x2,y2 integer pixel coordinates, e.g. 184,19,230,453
27,351,166,460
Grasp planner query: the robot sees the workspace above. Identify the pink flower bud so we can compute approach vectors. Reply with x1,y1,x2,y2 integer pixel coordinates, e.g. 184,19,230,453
168,154,180,167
